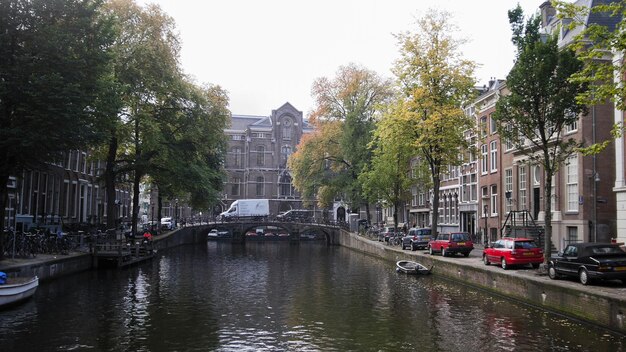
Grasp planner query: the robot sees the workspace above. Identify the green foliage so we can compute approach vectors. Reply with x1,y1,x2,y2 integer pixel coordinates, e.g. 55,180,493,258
359,100,417,225
0,0,115,248
494,5,588,262
391,9,476,233
494,6,587,171
293,64,393,208
0,0,115,174
554,0,626,109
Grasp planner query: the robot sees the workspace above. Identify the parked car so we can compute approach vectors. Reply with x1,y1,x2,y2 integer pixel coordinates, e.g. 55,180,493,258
207,229,229,239
401,228,432,251
276,209,312,222
483,237,544,269
428,232,473,257
161,217,174,230
548,242,626,285
378,227,395,242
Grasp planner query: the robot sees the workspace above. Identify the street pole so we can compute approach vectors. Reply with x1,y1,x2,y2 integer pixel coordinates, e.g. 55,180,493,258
175,199,179,228
484,204,488,246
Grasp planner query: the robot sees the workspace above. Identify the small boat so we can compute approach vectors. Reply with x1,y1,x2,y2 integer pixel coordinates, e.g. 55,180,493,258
0,276,39,308
396,260,432,275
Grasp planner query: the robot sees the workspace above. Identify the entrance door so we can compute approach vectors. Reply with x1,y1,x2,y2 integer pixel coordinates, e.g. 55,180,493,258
533,188,540,220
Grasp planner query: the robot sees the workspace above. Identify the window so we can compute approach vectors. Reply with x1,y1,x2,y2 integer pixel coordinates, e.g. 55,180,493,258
505,168,513,213
490,114,497,134
470,173,477,201
279,173,293,197
490,141,497,172
256,176,264,196
412,186,418,206
281,145,292,163
482,186,488,199
490,185,498,216
419,192,425,206
71,150,79,171
461,175,469,202
231,147,243,168
256,146,265,166
566,226,578,245
565,109,578,133
282,118,292,140
481,144,488,174
469,137,477,163
80,152,86,174
504,125,514,151
480,116,487,137
231,177,241,196
518,165,527,210
566,154,579,212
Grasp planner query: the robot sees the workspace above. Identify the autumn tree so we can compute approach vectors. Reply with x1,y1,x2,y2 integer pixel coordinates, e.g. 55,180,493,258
0,0,115,257
493,6,587,263
289,120,345,208
392,10,476,236
360,100,423,230
304,64,393,218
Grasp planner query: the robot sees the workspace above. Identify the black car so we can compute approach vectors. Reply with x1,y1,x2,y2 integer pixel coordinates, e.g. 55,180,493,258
401,228,432,251
548,242,626,285
276,209,312,222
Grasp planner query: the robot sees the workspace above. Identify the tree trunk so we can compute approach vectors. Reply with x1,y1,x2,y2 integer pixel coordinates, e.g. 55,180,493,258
431,171,441,237
543,165,553,265
131,169,141,237
157,194,163,224
105,136,118,230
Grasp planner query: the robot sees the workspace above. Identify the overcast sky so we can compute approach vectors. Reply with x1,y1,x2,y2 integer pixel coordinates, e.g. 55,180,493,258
138,0,544,117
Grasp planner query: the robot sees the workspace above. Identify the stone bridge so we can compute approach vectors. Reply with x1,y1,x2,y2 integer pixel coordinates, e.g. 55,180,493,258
207,220,345,245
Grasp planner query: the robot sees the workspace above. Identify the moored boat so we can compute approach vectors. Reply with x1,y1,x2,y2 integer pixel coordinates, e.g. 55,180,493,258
396,260,432,275
0,276,39,308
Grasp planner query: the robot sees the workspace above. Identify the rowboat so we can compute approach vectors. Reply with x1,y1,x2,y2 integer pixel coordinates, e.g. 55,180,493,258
0,276,39,308
396,260,432,275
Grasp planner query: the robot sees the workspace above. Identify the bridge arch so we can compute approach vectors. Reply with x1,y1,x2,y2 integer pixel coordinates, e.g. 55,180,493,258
209,221,339,245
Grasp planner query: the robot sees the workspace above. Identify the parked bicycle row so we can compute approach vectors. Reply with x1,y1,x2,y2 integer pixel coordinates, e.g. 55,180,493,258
1,229,90,258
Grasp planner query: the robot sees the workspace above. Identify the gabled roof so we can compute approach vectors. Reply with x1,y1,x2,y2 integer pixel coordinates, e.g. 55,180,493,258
555,0,621,46
229,114,266,131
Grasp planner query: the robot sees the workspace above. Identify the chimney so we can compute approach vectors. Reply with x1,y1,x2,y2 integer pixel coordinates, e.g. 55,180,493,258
539,1,556,28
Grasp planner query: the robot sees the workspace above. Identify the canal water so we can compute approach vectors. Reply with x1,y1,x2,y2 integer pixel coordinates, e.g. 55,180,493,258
0,241,624,351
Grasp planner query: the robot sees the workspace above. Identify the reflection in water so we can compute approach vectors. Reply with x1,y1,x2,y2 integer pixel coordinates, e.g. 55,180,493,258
0,241,624,351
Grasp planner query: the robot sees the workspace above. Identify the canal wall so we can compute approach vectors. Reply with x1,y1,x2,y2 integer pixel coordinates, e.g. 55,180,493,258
338,230,626,334
0,253,93,282
0,226,211,281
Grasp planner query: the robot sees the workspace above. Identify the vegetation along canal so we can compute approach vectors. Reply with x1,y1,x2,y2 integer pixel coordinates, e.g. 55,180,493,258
1,241,624,351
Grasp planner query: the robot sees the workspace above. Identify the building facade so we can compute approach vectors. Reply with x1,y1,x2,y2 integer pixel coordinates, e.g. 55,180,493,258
4,151,132,232
221,103,314,216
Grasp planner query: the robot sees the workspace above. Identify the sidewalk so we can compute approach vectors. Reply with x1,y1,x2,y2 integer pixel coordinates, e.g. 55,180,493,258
0,251,89,272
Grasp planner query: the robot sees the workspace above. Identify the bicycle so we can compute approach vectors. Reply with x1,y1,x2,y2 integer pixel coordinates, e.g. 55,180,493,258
388,234,402,246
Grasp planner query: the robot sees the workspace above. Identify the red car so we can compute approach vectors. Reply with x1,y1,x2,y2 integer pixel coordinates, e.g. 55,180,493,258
483,237,544,270
428,232,473,257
